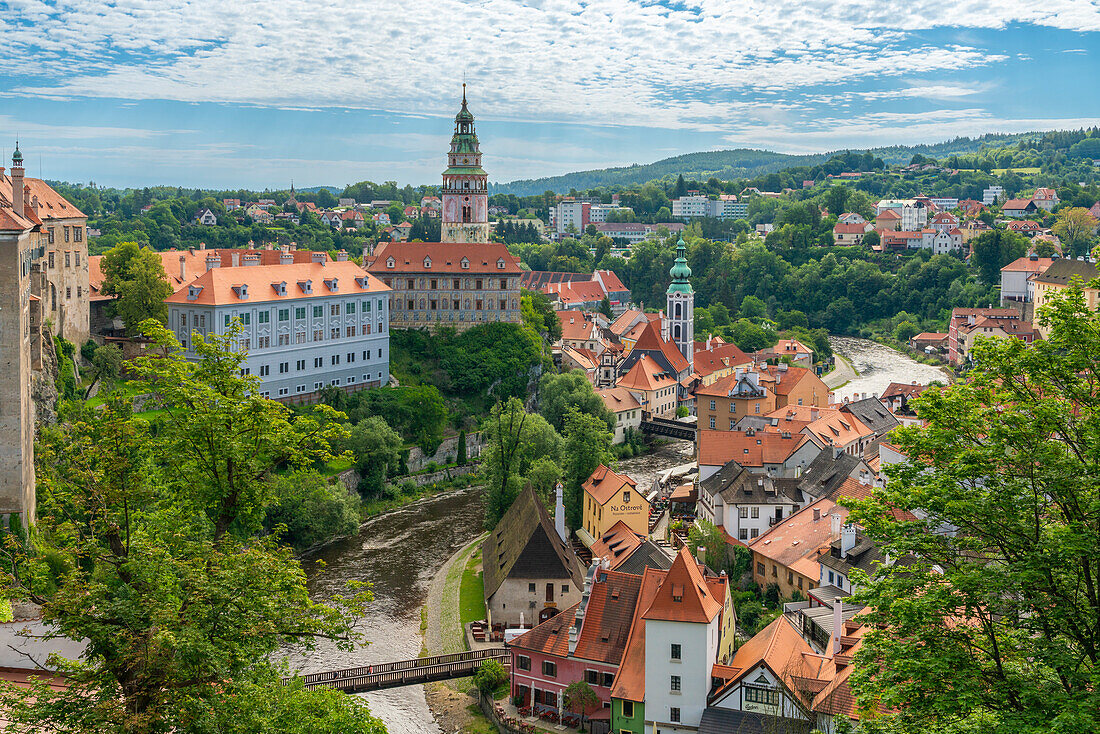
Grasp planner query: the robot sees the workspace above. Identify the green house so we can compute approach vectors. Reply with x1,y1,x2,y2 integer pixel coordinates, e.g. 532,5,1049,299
611,697,645,734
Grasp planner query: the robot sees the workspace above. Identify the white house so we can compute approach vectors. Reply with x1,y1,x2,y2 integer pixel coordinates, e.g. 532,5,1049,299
597,386,643,444
194,209,218,226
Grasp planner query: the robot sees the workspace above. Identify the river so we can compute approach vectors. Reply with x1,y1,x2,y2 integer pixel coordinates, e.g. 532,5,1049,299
285,440,692,733
828,336,952,403
284,485,486,734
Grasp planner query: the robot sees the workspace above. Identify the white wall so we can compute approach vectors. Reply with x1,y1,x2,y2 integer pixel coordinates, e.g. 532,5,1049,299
644,617,719,733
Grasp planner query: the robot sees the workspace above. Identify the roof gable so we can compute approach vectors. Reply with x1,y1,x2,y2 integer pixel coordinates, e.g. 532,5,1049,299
643,547,723,623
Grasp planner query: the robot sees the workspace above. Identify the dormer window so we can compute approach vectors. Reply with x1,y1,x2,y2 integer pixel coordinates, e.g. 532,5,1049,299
461,257,470,269
497,258,505,269
386,257,395,269
298,279,312,294
187,285,204,301
423,256,432,268
231,284,249,300
324,277,338,292
355,276,368,288
272,281,287,296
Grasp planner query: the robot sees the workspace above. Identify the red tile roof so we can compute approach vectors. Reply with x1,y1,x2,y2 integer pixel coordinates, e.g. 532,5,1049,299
366,241,522,274
596,387,642,414
631,319,689,374
643,547,723,624
589,521,644,570
697,429,811,468
164,261,388,305
574,570,643,664
557,310,599,341
616,354,677,392
692,342,752,378
583,465,637,506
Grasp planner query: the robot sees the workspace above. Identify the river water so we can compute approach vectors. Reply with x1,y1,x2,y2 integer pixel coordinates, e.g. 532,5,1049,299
829,336,951,403
286,440,691,733
285,485,486,734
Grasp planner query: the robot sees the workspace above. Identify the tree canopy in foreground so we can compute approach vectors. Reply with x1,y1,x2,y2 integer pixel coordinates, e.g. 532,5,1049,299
0,322,385,734
848,285,1100,734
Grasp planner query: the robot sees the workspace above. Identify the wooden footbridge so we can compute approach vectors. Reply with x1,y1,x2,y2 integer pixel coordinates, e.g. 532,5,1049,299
295,648,509,694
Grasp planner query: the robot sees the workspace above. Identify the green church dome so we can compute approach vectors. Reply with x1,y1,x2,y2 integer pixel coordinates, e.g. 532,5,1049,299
667,235,693,294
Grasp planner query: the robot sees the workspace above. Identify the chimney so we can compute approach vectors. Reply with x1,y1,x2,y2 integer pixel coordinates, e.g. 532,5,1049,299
280,252,294,265
264,241,273,251
205,254,220,271
336,249,349,262
179,255,186,282
570,561,600,655
243,253,261,266
813,508,821,522
830,512,842,536
231,252,240,267
810,407,819,422
555,483,566,542
841,523,857,558
199,241,206,250
832,598,844,655
311,251,326,265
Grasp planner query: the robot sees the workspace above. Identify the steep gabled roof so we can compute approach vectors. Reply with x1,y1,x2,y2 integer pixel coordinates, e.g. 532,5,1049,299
697,429,812,468
631,320,689,374
642,547,723,624
583,465,637,506
840,397,900,437
589,521,644,569
509,602,579,657
609,566,665,702
481,487,585,600
573,570,643,664
616,354,677,392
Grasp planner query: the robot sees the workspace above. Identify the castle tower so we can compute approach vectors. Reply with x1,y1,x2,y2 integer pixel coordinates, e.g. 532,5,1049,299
441,85,490,243
666,235,694,370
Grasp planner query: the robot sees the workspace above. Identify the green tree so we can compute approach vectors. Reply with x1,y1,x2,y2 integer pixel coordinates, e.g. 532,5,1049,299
1052,206,1099,257
83,343,124,399
861,230,880,250
264,469,361,551
893,320,919,342
456,430,467,465
345,416,403,498
739,295,767,320
848,285,1100,734
1,321,379,733
687,519,727,573
598,295,613,318
538,370,615,434
970,230,1028,285
563,680,600,720
562,408,614,529
474,659,509,697
100,241,174,333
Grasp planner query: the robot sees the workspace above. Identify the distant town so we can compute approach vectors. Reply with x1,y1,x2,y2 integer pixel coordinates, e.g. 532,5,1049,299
1,89,1099,734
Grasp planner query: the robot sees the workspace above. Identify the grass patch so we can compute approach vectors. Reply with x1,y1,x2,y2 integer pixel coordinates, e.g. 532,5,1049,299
459,551,486,626
322,456,354,477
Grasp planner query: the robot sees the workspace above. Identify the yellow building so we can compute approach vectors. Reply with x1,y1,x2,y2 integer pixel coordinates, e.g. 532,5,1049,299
1031,258,1099,337
581,465,650,543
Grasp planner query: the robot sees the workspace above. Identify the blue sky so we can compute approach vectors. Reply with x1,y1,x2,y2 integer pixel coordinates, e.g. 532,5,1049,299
1,1,1098,190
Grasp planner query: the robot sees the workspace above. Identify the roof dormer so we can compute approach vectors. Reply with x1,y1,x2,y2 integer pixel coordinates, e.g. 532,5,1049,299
497,258,506,269
298,279,312,295
272,281,287,296
386,257,396,269
461,257,470,269
231,283,249,300
423,256,432,268
355,276,369,289
324,277,339,292
187,284,204,301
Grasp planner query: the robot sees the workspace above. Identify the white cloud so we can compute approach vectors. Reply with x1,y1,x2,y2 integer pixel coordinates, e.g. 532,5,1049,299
0,0,1096,133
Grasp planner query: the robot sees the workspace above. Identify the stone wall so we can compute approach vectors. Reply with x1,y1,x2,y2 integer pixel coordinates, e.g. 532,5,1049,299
407,431,484,473
336,463,479,494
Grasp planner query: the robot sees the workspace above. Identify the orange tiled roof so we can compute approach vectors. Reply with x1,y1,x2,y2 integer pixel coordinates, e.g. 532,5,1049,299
557,310,599,341
509,602,580,657
642,547,723,624
616,354,677,392
164,261,388,306
589,521,644,570
631,320,689,374
573,570,643,665
0,173,86,222
583,465,637,506
366,241,522,274
596,386,642,414
697,429,811,468
750,496,841,568
609,566,664,702
692,342,751,378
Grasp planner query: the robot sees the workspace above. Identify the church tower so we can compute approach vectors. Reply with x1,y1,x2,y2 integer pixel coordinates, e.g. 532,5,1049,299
441,85,490,243
666,235,694,370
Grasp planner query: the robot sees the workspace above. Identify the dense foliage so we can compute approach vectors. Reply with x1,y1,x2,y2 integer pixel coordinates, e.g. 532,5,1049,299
0,321,384,733
848,285,1100,734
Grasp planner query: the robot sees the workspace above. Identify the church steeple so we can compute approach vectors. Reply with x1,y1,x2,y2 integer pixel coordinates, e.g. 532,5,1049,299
666,235,694,370
441,85,490,243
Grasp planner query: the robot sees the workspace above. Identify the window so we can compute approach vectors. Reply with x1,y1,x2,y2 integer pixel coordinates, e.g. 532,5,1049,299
602,672,613,688
224,314,231,327
75,252,80,266
709,400,716,410
280,362,289,374
331,355,340,365
296,360,305,371
330,304,341,316
739,507,748,519
517,656,530,671
347,352,356,363
346,326,356,337
295,307,306,320
313,305,323,318
670,675,681,692
739,528,748,540
258,311,269,324
48,252,55,268
241,312,250,325
745,685,780,706
670,643,681,660
798,576,803,589
259,365,270,377
622,701,634,718
709,417,715,429
757,562,765,576
314,357,323,368
528,583,536,593
64,228,70,243
542,661,556,678
622,490,630,504
277,333,288,346
751,507,760,519
278,309,289,321
730,403,735,413
561,584,569,594
66,286,71,299
828,571,834,584
48,229,55,245
257,336,271,349
331,328,340,339
670,707,680,723
586,670,598,685
362,300,372,312
74,227,82,242
772,565,778,577
347,301,355,314
750,528,759,538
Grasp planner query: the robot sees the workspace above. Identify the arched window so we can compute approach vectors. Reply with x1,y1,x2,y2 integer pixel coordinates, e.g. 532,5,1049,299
462,206,471,223
674,302,681,319
673,324,681,340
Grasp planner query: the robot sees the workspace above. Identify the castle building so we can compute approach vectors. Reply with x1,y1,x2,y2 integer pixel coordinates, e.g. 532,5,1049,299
441,84,490,244
366,88,521,333
0,146,43,526
0,144,89,346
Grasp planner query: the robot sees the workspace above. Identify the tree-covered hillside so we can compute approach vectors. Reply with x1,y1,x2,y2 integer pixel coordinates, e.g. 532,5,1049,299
496,132,1044,195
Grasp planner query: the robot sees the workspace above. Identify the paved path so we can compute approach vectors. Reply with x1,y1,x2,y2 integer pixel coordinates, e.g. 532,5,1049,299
823,354,858,389
422,533,486,686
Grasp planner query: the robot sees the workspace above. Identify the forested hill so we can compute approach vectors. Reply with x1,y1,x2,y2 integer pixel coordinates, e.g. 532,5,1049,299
495,132,1039,195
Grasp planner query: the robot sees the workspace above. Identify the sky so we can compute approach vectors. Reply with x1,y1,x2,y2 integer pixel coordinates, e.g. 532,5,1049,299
1,0,1099,190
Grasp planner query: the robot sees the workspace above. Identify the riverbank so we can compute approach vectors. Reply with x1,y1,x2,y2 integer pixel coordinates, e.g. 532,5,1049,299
422,532,491,734
823,353,858,390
